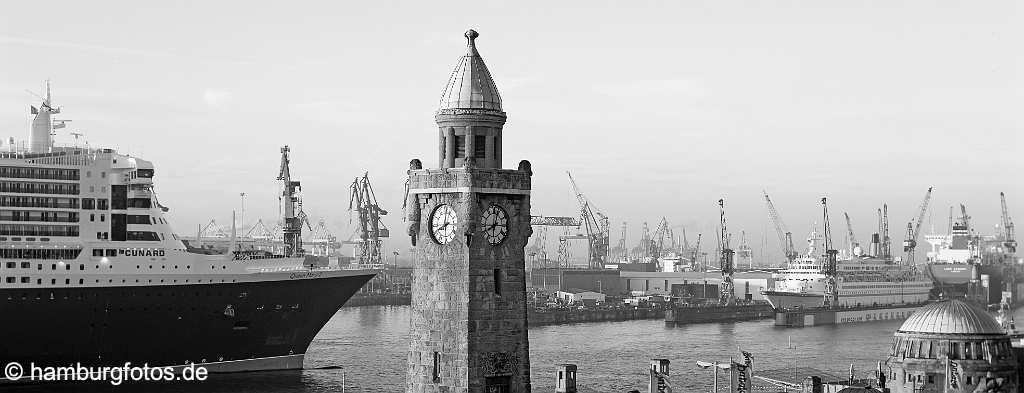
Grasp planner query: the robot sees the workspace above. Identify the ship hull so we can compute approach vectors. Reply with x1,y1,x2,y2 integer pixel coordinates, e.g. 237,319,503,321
926,263,973,285
761,291,824,310
0,272,374,372
774,304,923,327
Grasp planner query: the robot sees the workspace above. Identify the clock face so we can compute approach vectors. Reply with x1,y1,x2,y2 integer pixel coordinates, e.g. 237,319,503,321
481,205,509,246
430,204,458,245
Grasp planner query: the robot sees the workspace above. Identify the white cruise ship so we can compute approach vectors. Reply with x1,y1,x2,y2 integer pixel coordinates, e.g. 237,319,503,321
761,231,933,310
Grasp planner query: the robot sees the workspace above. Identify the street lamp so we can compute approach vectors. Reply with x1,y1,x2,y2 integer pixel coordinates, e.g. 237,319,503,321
695,360,731,393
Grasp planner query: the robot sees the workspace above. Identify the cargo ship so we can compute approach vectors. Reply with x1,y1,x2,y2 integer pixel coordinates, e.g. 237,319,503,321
0,83,376,374
924,204,1021,307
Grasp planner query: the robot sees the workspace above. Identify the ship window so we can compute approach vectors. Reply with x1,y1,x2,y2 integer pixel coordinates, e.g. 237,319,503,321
20,262,29,269
20,277,29,283
5,262,14,268
5,277,13,283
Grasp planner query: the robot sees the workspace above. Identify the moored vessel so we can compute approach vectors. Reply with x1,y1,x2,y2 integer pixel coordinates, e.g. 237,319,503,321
0,83,376,374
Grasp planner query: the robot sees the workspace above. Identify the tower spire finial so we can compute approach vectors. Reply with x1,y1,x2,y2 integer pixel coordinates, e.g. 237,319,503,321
465,29,479,56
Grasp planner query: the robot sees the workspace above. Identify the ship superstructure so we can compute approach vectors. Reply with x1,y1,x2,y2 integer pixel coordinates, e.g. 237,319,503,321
0,84,375,373
762,226,932,310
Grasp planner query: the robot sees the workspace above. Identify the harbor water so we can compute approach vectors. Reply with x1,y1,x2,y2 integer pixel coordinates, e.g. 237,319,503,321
12,305,1024,392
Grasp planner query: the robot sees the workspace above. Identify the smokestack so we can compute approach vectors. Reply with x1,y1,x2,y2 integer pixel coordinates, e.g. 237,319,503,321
29,81,57,153
869,233,881,257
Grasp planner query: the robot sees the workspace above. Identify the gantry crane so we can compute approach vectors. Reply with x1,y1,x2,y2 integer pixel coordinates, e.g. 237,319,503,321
821,197,839,308
567,172,610,269
277,146,305,257
718,199,735,305
348,172,390,267
902,187,933,265
1000,192,1016,253
763,191,798,263
529,216,581,268
844,212,860,257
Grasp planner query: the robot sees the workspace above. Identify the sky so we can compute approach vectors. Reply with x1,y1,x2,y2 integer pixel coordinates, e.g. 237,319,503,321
1,1,1020,263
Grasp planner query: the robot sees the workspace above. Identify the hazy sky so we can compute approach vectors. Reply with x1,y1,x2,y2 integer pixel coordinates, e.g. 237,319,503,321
1,1,1020,262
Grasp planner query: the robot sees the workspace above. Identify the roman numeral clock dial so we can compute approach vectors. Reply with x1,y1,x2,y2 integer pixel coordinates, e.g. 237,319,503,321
481,205,508,245
430,204,458,245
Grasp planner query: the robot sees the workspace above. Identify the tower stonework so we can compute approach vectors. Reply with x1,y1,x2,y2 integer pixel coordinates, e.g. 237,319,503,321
405,30,533,393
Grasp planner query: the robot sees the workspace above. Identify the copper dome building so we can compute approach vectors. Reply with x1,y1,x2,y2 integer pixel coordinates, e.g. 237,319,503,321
885,300,1019,392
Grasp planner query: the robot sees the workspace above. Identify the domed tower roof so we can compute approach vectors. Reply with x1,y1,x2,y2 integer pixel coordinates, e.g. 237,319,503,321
438,29,502,112
898,300,1005,335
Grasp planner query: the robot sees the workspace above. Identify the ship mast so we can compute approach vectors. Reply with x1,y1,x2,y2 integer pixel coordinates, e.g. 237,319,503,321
278,145,304,257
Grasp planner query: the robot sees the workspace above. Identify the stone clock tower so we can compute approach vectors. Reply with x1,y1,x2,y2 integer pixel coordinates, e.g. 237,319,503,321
404,29,533,393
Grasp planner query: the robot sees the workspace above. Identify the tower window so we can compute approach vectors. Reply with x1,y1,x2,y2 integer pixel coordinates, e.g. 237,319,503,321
454,136,466,158
493,268,502,295
432,351,441,382
474,135,486,158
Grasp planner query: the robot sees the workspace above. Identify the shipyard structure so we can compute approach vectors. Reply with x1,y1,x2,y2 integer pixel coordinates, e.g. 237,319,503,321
404,30,532,393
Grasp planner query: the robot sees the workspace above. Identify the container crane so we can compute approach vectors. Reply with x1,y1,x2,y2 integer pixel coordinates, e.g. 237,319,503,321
821,198,839,308
348,172,390,267
718,199,735,305
567,172,610,269
902,187,933,265
843,212,861,257
1000,192,1016,253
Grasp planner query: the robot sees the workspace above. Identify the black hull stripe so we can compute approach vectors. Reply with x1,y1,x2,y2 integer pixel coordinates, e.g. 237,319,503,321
0,274,374,369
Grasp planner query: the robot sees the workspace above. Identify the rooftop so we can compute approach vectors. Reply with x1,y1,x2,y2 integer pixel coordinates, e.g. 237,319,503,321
437,29,502,112
897,300,1005,335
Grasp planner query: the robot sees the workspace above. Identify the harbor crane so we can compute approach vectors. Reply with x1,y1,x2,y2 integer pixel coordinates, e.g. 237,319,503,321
881,204,891,260
844,212,860,257
529,216,581,268
718,199,735,305
821,197,839,309
277,146,304,257
902,187,933,265
348,172,389,267
651,217,672,260
692,233,703,271
1000,192,1016,253
763,191,798,263
567,172,610,269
